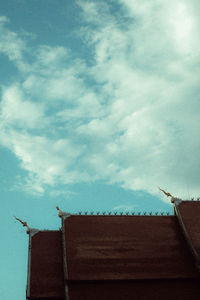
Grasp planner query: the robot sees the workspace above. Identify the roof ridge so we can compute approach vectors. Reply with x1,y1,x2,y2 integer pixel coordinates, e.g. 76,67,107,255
61,211,173,216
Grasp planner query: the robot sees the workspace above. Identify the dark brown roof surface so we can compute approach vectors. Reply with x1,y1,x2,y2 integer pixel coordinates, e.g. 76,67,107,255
63,215,198,280
68,279,200,300
27,201,200,300
27,230,65,299
175,200,200,270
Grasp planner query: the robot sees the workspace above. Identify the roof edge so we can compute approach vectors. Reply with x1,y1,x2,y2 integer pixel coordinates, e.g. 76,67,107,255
174,202,200,272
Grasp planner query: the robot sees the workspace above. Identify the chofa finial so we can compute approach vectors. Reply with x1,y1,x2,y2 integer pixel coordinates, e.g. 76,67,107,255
56,206,63,218
159,187,175,203
14,216,30,234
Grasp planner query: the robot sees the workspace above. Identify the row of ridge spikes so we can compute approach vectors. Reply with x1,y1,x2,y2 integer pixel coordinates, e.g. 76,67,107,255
190,197,200,201
76,211,172,216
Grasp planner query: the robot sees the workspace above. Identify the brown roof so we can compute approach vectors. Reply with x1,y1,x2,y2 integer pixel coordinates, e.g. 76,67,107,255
27,230,65,300
27,201,200,300
174,200,200,270
67,279,200,300
63,215,198,280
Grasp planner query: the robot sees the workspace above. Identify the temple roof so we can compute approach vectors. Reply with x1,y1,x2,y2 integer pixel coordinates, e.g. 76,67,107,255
62,215,197,281
26,200,200,300
27,230,65,300
174,200,200,271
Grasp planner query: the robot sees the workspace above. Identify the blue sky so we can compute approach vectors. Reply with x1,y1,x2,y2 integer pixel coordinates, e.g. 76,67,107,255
0,0,200,299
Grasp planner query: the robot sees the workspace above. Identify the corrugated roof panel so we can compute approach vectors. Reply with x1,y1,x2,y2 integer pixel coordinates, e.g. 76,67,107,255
62,215,198,280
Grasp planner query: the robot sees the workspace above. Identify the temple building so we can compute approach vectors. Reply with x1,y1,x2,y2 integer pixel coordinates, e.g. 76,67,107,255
24,198,200,300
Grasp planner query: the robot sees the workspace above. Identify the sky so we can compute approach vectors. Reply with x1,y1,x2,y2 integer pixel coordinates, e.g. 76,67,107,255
0,0,200,299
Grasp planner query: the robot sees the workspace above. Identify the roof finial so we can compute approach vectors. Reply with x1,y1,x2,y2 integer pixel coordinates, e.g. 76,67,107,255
14,216,30,234
159,187,175,203
56,206,63,218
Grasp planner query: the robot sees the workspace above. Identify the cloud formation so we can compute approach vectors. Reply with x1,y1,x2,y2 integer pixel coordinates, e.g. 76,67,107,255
0,0,200,198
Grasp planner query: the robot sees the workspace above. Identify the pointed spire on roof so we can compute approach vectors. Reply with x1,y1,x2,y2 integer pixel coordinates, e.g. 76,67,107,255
158,187,175,203
14,216,30,234
56,206,63,218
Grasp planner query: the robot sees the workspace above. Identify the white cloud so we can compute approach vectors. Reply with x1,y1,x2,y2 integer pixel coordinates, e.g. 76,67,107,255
0,16,29,72
0,85,45,128
12,134,83,185
113,204,136,212
0,1,200,199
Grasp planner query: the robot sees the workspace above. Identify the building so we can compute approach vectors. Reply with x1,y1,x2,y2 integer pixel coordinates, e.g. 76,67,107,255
25,199,200,300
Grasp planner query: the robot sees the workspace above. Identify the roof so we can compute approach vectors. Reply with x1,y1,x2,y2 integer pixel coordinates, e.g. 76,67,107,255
67,279,200,300
174,200,200,270
62,215,197,280
27,230,65,300
26,200,200,300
